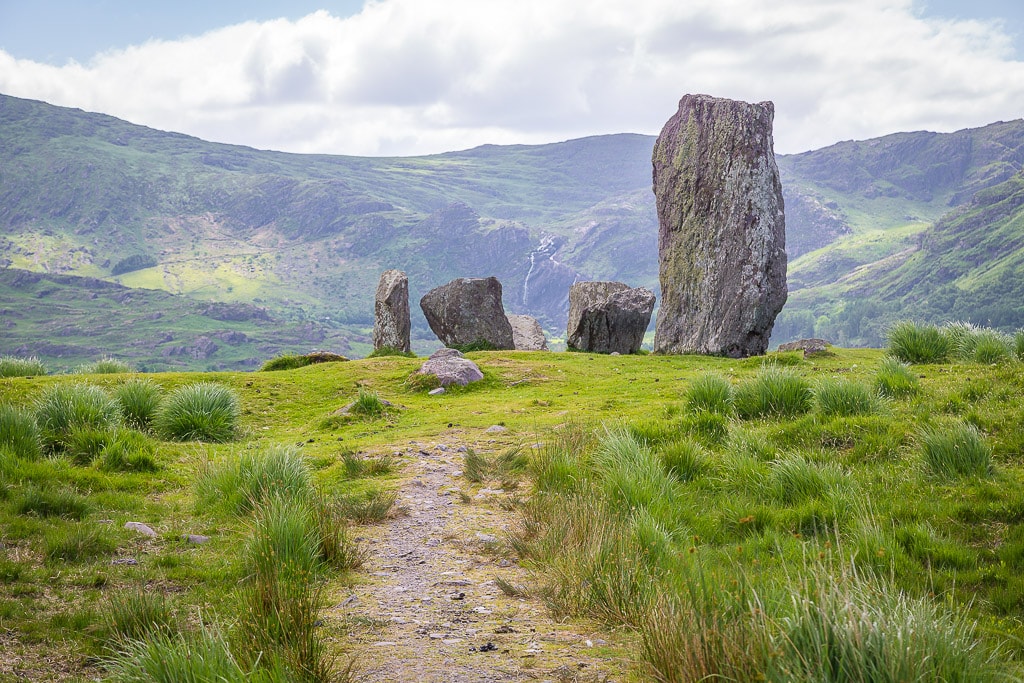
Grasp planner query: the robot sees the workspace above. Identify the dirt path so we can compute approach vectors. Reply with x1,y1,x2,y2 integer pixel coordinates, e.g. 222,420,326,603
326,432,633,682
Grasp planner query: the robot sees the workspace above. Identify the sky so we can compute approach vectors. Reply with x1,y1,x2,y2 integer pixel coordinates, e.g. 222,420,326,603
0,0,1022,157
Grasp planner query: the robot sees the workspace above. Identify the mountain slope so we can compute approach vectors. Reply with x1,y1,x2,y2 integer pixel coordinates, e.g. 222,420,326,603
3,93,1024,365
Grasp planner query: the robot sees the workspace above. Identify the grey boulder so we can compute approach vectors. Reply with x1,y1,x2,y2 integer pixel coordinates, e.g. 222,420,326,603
566,281,655,354
507,314,548,351
416,348,484,387
420,277,514,350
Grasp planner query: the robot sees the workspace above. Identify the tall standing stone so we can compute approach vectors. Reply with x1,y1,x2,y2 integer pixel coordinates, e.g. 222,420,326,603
373,269,411,353
420,277,515,350
652,94,787,357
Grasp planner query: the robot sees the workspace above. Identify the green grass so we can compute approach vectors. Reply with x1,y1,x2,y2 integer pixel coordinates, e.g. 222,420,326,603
2,347,1024,678
920,421,993,478
814,378,883,417
34,383,121,454
114,378,163,430
155,382,240,442
76,357,135,374
0,355,47,377
735,366,813,419
98,429,159,473
887,321,950,363
0,403,42,460
874,356,920,397
102,589,177,644
684,373,735,415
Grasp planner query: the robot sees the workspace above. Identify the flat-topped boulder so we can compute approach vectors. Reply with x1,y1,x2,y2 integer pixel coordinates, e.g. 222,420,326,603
566,281,655,354
415,348,484,387
652,93,787,358
373,269,411,353
420,277,515,350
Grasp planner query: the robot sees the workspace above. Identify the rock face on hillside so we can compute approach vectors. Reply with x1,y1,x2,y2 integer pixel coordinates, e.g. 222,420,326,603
566,281,655,354
416,348,484,386
373,269,411,353
652,94,787,357
507,314,548,351
420,277,515,350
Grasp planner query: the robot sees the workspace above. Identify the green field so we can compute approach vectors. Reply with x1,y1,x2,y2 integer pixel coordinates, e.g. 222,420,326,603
3,343,1024,680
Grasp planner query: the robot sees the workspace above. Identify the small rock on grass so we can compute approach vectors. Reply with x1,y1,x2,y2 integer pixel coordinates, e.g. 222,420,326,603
485,425,507,433
124,521,157,537
182,534,210,544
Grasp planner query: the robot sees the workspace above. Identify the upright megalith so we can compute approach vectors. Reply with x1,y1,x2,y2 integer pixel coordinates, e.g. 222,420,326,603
420,277,515,350
566,281,655,354
507,314,549,351
373,270,411,353
652,94,787,358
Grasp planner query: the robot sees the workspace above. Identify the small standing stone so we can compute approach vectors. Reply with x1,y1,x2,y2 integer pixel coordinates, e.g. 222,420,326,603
416,348,484,387
507,314,548,351
124,521,157,537
420,277,515,350
373,269,411,353
566,281,655,354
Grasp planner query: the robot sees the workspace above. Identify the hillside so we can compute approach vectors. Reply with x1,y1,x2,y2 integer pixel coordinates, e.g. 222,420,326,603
3,92,1024,365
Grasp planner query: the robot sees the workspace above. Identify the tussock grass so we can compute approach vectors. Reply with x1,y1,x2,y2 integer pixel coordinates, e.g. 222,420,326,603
463,448,491,483
768,453,847,505
735,366,813,419
44,523,117,563
349,388,386,418
659,440,710,482
685,374,735,415
76,357,134,374
0,403,42,460
99,429,159,473
13,484,90,519
239,496,337,682
0,355,46,377
155,382,239,442
35,383,120,454
332,489,397,524
887,321,950,363
366,347,415,359
921,421,993,478
114,379,162,431
340,450,393,478
310,496,366,571
814,379,883,417
102,589,177,644
874,356,919,398
195,444,314,515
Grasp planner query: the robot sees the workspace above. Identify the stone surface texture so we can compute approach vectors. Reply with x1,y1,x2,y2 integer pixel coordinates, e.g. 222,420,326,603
507,314,549,351
652,93,787,357
373,269,411,353
416,348,484,387
566,281,656,354
420,277,514,350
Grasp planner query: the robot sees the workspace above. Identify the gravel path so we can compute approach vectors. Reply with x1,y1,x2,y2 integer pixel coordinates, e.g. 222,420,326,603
326,435,631,683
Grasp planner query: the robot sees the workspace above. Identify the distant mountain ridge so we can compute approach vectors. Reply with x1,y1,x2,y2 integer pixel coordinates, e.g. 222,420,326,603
2,92,1024,366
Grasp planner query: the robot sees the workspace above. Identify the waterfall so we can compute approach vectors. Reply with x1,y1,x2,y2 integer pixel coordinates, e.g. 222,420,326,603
522,236,557,309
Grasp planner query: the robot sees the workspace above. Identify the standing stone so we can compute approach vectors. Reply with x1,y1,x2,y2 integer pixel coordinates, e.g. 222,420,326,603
507,314,548,351
420,277,515,350
373,270,411,353
566,281,656,354
652,94,787,358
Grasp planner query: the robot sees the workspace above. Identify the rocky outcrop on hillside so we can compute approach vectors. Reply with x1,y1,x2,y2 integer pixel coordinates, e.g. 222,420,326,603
566,281,655,354
652,94,787,357
420,277,515,350
373,269,411,353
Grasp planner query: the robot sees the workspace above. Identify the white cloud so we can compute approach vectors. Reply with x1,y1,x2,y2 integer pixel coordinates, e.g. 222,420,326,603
0,0,1022,155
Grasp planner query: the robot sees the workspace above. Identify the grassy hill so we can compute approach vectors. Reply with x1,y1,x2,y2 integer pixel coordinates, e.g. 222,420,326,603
2,346,1024,679
3,92,1024,365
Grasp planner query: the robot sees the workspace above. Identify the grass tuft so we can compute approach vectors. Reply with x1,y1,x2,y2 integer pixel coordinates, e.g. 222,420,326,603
155,382,240,442
44,524,117,563
195,444,314,515
887,321,950,364
349,388,387,418
76,357,134,374
874,356,920,398
114,378,162,431
13,484,90,519
0,403,42,460
0,355,47,377
35,383,120,455
920,421,993,478
685,374,735,415
99,429,159,473
102,589,177,644
735,366,813,419
815,378,883,417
